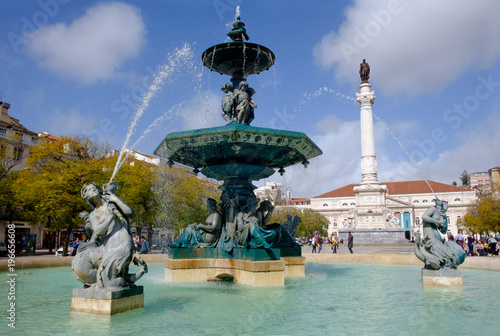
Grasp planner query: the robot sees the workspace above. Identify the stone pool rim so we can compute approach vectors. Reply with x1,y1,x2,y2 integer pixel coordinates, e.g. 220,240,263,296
2,252,500,272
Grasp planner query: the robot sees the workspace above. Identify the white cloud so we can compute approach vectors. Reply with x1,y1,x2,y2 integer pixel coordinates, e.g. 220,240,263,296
378,114,500,185
313,0,500,95
27,2,146,84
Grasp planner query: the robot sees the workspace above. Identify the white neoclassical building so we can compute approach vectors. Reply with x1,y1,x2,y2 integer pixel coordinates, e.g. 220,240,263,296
311,180,476,240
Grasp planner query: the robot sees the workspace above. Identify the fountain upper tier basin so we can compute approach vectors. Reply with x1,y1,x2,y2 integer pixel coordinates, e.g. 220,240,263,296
153,124,322,181
202,42,275,77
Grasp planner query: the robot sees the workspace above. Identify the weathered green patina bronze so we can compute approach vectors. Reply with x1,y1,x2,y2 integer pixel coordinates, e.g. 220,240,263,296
154,16,321,257
414,199,466,270
72,182,147,292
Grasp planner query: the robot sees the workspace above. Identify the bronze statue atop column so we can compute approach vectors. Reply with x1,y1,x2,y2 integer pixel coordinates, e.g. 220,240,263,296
359,59,370,83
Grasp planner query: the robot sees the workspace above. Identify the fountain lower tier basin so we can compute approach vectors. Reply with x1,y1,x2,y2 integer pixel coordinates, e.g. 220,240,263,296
165,256,305,287
153,124,322,179
202,41,275,77
3,264,499,335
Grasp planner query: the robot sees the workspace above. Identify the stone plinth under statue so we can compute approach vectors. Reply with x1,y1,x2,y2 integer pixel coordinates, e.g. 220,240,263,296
71,286,144,315
421,268,463,287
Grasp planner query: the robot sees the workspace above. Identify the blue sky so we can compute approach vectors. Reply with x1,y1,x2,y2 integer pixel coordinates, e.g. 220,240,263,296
1,0,499,197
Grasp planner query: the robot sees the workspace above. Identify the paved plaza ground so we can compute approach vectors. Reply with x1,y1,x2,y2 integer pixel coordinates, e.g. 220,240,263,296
301,243,415,254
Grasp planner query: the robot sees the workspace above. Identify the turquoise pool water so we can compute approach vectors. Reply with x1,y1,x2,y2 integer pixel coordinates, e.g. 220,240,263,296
1,263,498,335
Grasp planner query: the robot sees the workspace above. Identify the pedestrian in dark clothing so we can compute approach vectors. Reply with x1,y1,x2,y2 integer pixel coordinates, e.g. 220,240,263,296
348,232,353,254
140,237,151,254
466,234,474,256
71,238,80,256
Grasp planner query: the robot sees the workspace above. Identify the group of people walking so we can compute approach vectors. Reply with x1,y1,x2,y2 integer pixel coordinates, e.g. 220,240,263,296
132,233,151,254
308,232,354,254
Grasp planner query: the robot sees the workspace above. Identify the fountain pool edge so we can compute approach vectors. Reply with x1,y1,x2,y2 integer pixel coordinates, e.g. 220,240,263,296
1,253,499,272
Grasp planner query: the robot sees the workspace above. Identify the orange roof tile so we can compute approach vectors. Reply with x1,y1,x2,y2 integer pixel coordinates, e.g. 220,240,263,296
314,180,470,198
38,133,61,141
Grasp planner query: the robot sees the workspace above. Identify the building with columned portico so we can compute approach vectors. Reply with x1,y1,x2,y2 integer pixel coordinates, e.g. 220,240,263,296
311,180,476,240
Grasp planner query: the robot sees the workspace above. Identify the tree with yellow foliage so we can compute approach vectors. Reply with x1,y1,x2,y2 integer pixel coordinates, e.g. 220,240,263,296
462,197,500,234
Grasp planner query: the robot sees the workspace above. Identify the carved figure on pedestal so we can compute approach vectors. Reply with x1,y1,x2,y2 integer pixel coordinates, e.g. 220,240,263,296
254,200,274,229
254,201,300,247
227,16,249,42
344,210,356,229
72,182,147,290
359,59,370,83
234,81,256,125
220,81,257,125
385,213,400,228
171,198,222,248
233,199,275,248
414,199,465,270
221,83,235,123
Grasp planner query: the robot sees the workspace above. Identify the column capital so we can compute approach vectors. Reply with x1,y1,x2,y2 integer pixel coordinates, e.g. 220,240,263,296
356,92,375,107
356,82,375,106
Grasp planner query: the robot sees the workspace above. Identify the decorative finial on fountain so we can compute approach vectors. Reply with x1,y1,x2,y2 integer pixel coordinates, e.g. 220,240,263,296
359,59,370,83
228,16,249,42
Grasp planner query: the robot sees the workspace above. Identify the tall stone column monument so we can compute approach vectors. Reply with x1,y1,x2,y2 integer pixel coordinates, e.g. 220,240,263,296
339,59,406,244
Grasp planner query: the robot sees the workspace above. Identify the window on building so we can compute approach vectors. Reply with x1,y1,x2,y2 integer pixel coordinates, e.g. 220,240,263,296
350,202,355,205
454,198,461,201
0,128,6,137
13,146,23,160
31,136,38,143
342,203,348,206
422,200,428,203
334,219,337,227
413,200,419,203
323,203,328,207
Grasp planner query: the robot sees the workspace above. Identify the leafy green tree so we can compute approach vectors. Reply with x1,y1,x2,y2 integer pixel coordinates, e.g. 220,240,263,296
13,136,111,255
463,197,500,234
153,163,221,234
0,133,29,220
114,159,159,241
271,206,328,237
